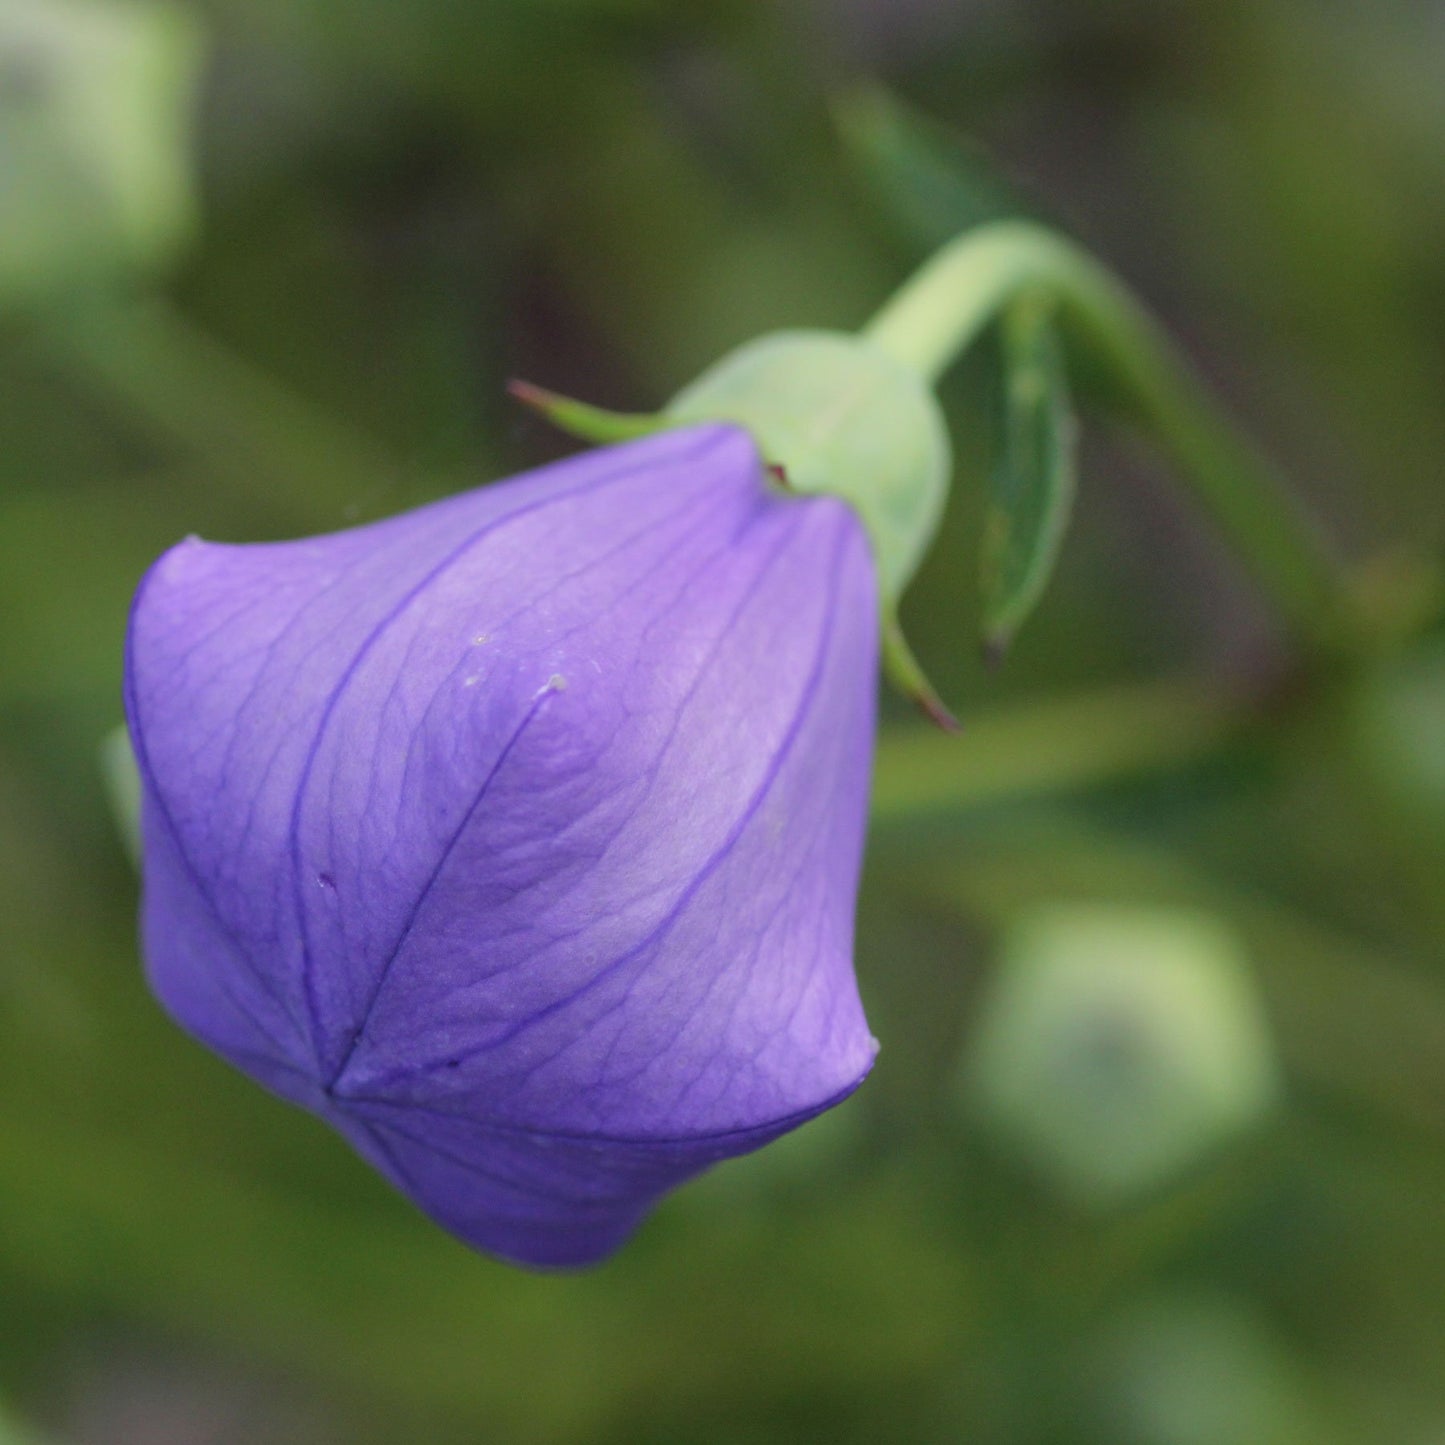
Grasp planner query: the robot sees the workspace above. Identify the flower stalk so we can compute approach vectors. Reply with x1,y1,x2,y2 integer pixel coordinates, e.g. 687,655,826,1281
863,220,1355,659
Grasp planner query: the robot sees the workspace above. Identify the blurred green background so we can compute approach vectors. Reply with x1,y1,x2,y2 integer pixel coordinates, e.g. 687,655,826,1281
2,0,1444,1440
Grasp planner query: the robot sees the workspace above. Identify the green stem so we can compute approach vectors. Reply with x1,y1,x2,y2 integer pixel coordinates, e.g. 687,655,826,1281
864,220,1353,657
42,299,398,516
870,674,1246,824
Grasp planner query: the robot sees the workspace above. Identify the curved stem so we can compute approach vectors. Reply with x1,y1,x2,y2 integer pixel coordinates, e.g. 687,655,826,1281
871,674,1245,824
864,221,1354,657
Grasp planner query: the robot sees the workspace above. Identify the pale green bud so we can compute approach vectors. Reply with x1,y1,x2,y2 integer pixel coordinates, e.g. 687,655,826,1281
963,903,1281,1206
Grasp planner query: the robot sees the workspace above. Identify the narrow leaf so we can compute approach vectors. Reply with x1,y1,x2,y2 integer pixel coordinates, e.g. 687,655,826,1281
833,86,1039,252
982,294,1079,661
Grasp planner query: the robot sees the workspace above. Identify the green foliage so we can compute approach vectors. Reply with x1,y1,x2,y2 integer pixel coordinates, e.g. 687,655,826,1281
981,296,1078,660
835,86,1037,253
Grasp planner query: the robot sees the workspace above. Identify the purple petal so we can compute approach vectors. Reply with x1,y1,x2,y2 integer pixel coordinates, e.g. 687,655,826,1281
126,423,880,1266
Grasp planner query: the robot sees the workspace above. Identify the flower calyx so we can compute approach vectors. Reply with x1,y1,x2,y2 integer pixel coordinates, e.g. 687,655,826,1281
512,328,957,728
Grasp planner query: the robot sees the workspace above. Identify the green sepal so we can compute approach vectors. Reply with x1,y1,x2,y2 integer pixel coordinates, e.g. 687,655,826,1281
980,292,1078,662
507,380,675,446
99,723,142,869
882,611,960,733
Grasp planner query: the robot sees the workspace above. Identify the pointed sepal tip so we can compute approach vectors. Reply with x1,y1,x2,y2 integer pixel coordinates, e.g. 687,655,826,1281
882,612,961,733
507,380,672,446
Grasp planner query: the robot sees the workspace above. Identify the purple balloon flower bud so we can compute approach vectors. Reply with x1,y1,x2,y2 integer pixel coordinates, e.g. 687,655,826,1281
125,423,880,1267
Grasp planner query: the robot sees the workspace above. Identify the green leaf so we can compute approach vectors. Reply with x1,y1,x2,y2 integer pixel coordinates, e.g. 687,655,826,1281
981,294,1079,661
833,86,1037,252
